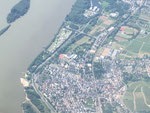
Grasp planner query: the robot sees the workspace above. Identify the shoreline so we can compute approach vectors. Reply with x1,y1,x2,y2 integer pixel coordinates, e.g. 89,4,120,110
0,0,75,112
20,0,76,112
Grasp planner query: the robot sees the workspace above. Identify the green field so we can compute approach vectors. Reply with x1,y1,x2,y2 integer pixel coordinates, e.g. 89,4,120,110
124,28,135,34
126,40,143,53
141,43,150,54
67,36,93,53
143,87,150,105
115,34,150,58
123,27,138,35
123,91,134,111
127,34,150,54
102,1,109,8
117,32,132,39
123,81,150,112
84,97,94,108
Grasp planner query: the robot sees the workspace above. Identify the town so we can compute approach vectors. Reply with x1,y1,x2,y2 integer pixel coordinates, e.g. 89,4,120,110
23,0,150,113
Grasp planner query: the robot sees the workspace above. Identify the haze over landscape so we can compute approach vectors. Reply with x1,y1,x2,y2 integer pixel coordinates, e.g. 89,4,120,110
1,0,150,113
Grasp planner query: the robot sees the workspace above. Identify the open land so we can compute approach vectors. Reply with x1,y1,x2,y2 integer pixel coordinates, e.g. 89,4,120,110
123,81,150,112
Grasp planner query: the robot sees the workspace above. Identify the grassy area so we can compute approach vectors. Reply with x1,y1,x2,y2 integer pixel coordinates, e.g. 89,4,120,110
143,86,150,105
123,27,138,35
123,81,150,112
117,32,132,39
113,33,150,58
141,43,150,54
124,28,135,33
135,91,150,112
25,87,51,113
86,98,94,105
126,40,142,53
67,36,93,53
117,41,131,47
126,34,150,54
22,102,37,113
123,91,134,111
102,1,109,8
139,7,150,23
83,97,94,108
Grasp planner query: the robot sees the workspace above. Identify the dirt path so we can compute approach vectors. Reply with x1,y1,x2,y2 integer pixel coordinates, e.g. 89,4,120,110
141,87,150,108
133,86,140,111
97,97,103,113
138,42,145,55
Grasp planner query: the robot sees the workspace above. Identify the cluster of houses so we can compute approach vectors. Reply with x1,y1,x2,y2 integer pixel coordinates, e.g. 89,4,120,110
84,0,100,18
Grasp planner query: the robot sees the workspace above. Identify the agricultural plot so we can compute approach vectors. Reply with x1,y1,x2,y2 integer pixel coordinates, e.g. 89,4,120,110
143,87,150,105
135,87,150,112
90,15,115,36
67,36,94,54
123,91,134,111
126,40,142,53
111,42,134,59
89,25,105,35
114,33,150,58
99,16,114,26
117,32,132,39
141,43,150,54
115,36,128,42
123,81,150,112
139,7,150,23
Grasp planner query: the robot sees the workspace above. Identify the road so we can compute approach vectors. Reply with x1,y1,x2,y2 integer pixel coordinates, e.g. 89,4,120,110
97,97,103,113
31,79,57,113
91,1,145,112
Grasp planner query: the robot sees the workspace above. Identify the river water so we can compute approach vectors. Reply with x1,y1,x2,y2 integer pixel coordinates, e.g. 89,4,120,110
0,0,75,113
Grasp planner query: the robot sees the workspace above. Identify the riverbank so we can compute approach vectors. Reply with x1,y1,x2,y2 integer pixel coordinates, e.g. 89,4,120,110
0,0,75,112
21,0,78,112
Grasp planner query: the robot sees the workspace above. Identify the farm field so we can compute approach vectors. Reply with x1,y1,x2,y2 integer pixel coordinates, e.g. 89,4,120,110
139,7,150,23
123,81,150,112
126,40,143,53
113,33,150,59
90,15,115,36
126,34,150,54
67,36,94,54
143,87,150,105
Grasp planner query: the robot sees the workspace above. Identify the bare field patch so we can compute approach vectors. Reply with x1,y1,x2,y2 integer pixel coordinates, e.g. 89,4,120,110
115,36,128,42
99,16,114,26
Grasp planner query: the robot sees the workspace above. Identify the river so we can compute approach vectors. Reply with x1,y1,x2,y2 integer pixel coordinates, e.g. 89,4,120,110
0,0,75,113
